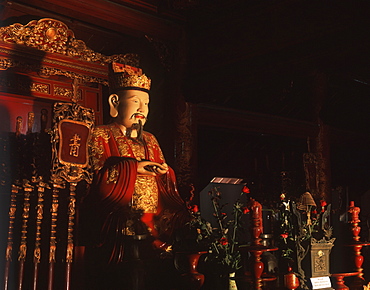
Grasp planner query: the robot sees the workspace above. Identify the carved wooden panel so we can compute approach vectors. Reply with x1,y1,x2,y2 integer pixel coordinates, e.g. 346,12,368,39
0,18,139,132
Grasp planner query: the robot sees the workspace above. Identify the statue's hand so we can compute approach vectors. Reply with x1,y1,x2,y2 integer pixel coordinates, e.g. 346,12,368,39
137,161,168,176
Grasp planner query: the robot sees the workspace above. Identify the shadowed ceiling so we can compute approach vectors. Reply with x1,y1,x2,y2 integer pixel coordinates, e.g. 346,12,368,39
182,1,370,134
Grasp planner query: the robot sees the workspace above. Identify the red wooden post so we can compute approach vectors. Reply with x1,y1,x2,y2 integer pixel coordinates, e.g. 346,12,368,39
347,201,370,290
248,199,265,290
348,201,366,279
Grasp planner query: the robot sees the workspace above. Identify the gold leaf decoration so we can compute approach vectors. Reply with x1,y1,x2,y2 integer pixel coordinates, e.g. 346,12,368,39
0,18,139,65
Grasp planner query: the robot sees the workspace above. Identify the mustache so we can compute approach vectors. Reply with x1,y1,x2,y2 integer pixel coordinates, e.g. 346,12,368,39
130,113,147,121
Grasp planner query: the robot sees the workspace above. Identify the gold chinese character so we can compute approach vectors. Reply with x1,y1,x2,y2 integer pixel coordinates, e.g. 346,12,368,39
69,134,81,157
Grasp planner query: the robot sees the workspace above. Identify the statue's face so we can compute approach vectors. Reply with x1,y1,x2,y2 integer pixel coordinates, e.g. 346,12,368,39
115,89,149,128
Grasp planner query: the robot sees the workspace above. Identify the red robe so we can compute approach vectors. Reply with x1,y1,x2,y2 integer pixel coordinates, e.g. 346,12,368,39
82,123,188,263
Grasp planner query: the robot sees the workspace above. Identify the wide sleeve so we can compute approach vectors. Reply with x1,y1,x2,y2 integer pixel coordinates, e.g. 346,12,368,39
93,156,138,211
154,166,191,239
82,126,146,258
89,126,139,210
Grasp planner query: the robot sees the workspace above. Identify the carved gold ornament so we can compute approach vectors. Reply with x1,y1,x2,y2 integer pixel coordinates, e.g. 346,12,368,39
54,86,79,99
5,185,19,262
40,67,108,86
0,57,13,70
49,244,56,263
34,247,41,263
5,245,12,261
66,243,74,263
9,207,16,217
18,183,32,262
18,244,27,261
68,196,76,216
0,18,139,65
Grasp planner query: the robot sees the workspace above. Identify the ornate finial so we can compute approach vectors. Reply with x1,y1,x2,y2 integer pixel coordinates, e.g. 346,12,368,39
27,112,34,134
248,198,263,246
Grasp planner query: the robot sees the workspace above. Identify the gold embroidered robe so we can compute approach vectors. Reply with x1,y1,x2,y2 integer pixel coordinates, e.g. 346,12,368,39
81,123,188,263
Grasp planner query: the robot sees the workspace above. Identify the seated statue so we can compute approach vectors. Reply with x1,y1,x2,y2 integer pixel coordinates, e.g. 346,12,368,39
80,62,189,289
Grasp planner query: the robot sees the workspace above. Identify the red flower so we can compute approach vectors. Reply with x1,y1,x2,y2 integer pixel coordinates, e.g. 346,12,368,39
243,207,250,214
312,210,317,214
242,186,250,194
320,200,327,212
191,205,199,213
280,233,288,239
219,237,228,245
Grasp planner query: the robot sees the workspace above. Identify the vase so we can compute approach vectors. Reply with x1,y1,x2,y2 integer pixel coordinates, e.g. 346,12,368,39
229,272,238,290
284,268,300,290
178,251,207,290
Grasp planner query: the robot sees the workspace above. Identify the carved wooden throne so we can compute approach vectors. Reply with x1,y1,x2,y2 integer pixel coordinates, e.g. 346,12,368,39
0,18,137,290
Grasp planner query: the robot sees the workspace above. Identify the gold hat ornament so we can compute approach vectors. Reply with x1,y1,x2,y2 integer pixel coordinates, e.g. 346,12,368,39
109,61,151,93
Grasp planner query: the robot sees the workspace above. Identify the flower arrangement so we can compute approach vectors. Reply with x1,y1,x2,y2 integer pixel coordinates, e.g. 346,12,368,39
174,187,213,252
204,186,250,273
278,191,333,289
178,185,251,274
